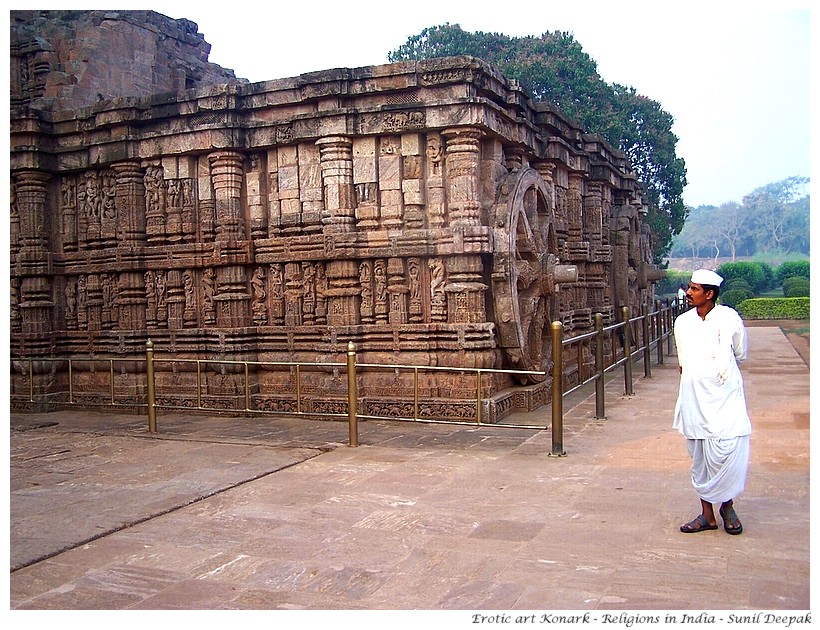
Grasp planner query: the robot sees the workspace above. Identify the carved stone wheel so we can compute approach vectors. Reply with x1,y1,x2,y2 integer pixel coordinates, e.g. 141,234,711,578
491,168,560,383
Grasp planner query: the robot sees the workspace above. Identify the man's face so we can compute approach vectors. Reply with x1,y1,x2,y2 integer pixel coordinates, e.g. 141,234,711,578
687,282,714,308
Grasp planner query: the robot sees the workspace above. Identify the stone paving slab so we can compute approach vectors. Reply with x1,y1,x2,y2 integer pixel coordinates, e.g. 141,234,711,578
8,326,811,615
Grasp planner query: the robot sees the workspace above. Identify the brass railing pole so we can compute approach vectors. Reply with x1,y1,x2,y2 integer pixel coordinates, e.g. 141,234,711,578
109,359,115,405
296,364,302,414
642,303,652,378
413,367,419,421
196,360,202,409
621,306,634,395
476,370,482,424
655,300,664,365
146,339,157,433
550,321,566,457
68,359,74,404
347,341,359,447
244,362,250,411
594,312,605,420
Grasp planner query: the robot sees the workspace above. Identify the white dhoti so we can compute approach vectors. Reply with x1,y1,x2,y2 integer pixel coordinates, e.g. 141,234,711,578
686,435,750,503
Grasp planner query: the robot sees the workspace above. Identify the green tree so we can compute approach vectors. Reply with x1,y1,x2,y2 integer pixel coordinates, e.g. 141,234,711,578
745,177,810,254
388,24,687,261
669,177,810,259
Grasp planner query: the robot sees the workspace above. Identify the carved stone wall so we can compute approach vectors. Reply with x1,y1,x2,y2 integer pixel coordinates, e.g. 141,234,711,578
10,12,662,420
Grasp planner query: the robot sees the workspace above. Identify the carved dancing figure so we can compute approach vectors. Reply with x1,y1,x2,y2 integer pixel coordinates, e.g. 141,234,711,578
251,266,267,324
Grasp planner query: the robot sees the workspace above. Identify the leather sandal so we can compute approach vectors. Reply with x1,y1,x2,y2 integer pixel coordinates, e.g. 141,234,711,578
719,505,743,535
680,514,719,533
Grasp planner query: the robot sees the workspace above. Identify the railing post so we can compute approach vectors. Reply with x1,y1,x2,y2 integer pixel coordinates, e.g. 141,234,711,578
413,367,419,421
621,306,634,396
594,312,606,420
655,299,664,365
642,303,652,378
476,370,482,425
666,298,674,355
347,341,359,447
146,339,157,433
67,359,74,404
244,362,251,411
550,321,566,457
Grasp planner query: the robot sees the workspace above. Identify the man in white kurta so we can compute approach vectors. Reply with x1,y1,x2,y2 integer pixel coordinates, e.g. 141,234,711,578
673,269,750,535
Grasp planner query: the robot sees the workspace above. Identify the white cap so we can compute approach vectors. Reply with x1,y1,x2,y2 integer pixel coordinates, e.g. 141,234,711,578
691,269,724,287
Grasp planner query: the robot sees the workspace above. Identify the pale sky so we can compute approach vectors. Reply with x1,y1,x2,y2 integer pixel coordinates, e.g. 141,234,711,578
15,1,816,208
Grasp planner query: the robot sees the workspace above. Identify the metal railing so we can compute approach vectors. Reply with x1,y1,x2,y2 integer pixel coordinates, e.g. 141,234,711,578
11,299,680,454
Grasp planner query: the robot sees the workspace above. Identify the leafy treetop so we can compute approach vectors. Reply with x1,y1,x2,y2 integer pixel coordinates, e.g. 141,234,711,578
388,24,688,261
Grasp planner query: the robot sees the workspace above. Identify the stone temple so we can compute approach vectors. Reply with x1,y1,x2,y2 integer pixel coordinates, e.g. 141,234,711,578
10,10,663,421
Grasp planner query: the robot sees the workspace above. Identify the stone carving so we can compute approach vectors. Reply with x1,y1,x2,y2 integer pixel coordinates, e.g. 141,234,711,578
429,258,447,322
202,268,216,325
251,266,267,325
9,22,664,419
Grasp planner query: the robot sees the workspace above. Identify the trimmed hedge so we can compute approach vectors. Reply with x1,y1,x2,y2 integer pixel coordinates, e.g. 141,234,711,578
736,297,810,320
724,278,753,293
721,288,753,307
783,276,810,297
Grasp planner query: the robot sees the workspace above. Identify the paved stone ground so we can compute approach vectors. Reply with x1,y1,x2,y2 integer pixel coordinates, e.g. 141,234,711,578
8,326,810,617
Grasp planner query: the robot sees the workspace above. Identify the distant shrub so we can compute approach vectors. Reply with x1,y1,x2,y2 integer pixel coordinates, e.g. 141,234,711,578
736,297,810,320
717,262,768,293
776,261,810,284
783,277,810,298
724,278,753,294
721,288,753,308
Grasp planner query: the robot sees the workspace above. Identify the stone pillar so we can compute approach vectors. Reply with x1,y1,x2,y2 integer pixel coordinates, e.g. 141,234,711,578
111,161,147,245
116,271,146,330
209,150,246,241
165,269,185,330
316,136,355,233
283,263,303,327
442,127,484,226
214,265,250,328
14,170,53,338
326,260,361,327
85,273,103,331
387,257,409,325
210,151,250,326
445,255,487,324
